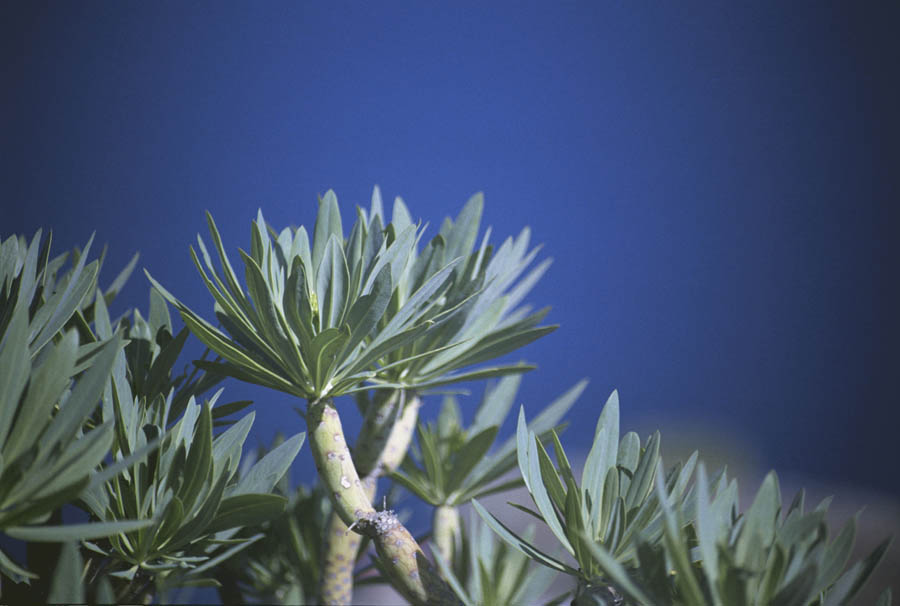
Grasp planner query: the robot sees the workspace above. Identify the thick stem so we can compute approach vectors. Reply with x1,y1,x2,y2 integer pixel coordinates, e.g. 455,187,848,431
355,390,421,477
319,391,421,605
320,480,377,605
368,510,461,605
307,397,458,606
307,398,376,526
432,505,461,563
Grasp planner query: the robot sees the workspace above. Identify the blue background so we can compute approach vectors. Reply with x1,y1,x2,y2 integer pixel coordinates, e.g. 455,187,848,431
4,1,899,507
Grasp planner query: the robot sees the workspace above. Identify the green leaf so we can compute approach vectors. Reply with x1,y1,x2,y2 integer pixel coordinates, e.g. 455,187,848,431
534,434,567,515
210,399,254,420
470,374,522,437
598,467,619,542
206,494,287,533
6,329,77,464
178,402,214,508
31,241,98,353
771,562,817,606
41,333,122,450
153,495,185,549
5,519,153,542
582,538,654,605
527,430,573,555
202,213,247,306
823,537,892,606
446,426,499,496
696,463,724,605
758,542,787,605
310,327,348,391
654,463,705,604
147,280,172,333
516,406,532,494
624,431,660,511
0,304,31,447
389,469,439,505
31,423,114,500
232,432,304,496
144,327,190,397
417,424,444,495
736,471,780,567
186,532,264,576
467,477,526,502
0,546,37,582
211,411,255,480
381,258,460,340
431,548,477,606
563,474,587,569
312,190,344,272
409,362,537,391
581,390,619,534
0,477,89,530
316,235,349,329
443,192,484,262
472,499,575,574
361,224,416,296
339,265,392,360
95,575,115,604
814,514,857,593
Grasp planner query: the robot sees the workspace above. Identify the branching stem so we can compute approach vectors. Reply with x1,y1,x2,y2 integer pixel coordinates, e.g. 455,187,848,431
306,396,459,606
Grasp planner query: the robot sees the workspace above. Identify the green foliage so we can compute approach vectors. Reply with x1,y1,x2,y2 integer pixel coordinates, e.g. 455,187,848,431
77,286,304,594
371,190,556,390
393,375,586,506
478,390,893,606
590,464,893,606
147,188,554,402
0,232,150,583
1,189,892,606
218,438,335,604
432,513,559,606
0,229,301,602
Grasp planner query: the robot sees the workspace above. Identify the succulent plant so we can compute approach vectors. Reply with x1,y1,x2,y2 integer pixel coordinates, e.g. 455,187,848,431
431,512,560,606
477,390,893,606
313,188,557,603
70,270,300,602
0,232,150,587
391,375,586,561
474,391,696,602
2,189,892,606
217,446,335,604
146,187,558,604
580,462,893,606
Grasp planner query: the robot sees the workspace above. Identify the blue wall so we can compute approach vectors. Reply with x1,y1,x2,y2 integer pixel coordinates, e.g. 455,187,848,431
4,3,899,498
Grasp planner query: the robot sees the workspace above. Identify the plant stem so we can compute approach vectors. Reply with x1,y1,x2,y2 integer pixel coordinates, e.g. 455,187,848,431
306,396,460,605
318,390,421,604
432,505,461,563
307,398,377,525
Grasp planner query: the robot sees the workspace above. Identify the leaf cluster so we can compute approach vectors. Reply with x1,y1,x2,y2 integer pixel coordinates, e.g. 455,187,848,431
590,465,893,606
477,391,893,606
217,439,335,604
76,284,304,594
393,375,586,506
0,230,302,603
432,513,559,606
0,232,149,583
3,190,893,606
148,188,555,402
